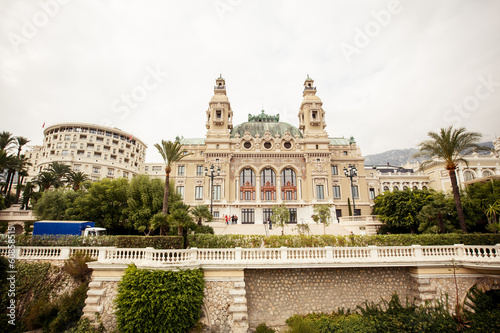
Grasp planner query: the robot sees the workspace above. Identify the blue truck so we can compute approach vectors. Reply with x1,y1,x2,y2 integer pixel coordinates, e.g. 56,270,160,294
32,221,106,236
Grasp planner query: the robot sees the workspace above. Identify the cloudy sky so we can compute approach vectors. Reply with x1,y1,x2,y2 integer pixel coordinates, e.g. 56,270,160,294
1,0,499,162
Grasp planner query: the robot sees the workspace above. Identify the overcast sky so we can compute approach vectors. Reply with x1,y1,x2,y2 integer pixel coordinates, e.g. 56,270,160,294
1,0,499,163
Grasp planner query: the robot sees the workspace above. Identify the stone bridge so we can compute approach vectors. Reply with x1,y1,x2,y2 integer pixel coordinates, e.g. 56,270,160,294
3,244,500,332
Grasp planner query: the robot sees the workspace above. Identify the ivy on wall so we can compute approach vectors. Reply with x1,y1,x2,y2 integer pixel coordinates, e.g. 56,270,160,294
115,264,205,333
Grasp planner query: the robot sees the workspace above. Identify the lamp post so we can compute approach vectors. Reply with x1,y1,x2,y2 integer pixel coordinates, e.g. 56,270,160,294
343,164,358,216
205,165,220,216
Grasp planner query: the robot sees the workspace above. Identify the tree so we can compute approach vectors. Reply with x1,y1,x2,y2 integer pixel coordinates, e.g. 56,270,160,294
312,204,333,234
271,203,290,235
67,171,89,191
34,171,59,191
191,205,213,226
47,161,71,188
0,131,15,151
373,189,435,233
33,189,84,220
124,175,165,235
6,137,30,195
417,193,457,234
167,201,193,238
414,126,489,232
66,178,129,233
154,140,190,234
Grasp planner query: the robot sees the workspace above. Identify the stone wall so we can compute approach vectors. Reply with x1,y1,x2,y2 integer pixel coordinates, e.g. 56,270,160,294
203,281,234,333
244,267,411,328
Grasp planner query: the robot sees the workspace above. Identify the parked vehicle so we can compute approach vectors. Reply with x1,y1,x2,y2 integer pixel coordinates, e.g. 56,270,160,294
32,221,106,236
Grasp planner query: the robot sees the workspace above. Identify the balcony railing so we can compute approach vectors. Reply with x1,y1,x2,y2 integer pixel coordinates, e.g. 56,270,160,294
2,244,500,269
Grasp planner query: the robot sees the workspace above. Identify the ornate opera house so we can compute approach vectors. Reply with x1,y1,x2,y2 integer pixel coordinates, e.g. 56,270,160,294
144,76,372,224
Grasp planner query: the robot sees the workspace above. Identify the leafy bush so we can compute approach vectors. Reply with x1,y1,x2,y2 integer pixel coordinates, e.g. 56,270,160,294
114,236,183,249
255,322,275,333
63,252,93,282
463,285,500,332
115,264,205,333
187,233,500,248
285,294,457,332
0,234,183,249
64,317,105,333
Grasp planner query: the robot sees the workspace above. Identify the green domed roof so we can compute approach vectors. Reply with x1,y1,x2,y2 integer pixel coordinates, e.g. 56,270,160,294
231,110,303,138
231,121,303,138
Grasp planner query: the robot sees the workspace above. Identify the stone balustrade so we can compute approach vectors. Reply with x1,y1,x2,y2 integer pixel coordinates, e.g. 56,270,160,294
2,244,500,268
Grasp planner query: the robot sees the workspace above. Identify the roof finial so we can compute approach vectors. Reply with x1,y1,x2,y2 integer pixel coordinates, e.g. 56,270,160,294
307,74,309,79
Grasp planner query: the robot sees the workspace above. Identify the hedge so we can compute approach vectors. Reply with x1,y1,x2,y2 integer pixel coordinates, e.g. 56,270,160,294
0,235,183,249
114,236,183,249
187,233,500,248
115,264,204,333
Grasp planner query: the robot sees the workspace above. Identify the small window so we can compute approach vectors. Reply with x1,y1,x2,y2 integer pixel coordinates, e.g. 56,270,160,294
351,185,359,198
178,165,185,176
145,166,149,171
316,185,324,200
176,186,184,199
283,141,292,149
195,186,203,200
216,110,222,119
213,211,220,218
312,110,318,119
331,165,338,175
332,185,341,199
196,165,203,176
316,145,319,150
213,185,221,200
263,141,272,149
369,188,375,199
152,166,162,171
343,151,348,155
243,141,252,149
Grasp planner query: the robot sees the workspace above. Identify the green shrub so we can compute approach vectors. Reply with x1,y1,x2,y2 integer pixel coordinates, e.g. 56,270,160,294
464,285,500,332
255,322,275,333
0,234,183,249
64,317,105,333
187,233,500,248
115,264,205,333
115,235,183,249
63,252,93,282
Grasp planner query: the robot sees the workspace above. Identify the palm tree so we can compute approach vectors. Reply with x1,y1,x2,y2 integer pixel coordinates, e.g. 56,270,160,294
167,201,192,237
0,131,15,151
8,155,31,202
414,126,489,232
154,140,190,217
191,205,213,226
47,162,71,188
68,171,89,191
35,171,59,191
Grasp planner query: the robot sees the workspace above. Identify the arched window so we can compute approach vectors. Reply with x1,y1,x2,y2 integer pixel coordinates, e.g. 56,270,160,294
260,168,276,201
464,171,475,181
393,186,399,191
383,186,389,192
413,186,418,190
240,168,255,200
422,186,428,190
281,168,297,200
403,186,408,190
482,170,493,177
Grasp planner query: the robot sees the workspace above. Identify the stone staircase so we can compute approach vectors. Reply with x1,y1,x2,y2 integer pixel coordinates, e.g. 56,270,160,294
414,278,437,305
82,280,106,323
228,281,249,333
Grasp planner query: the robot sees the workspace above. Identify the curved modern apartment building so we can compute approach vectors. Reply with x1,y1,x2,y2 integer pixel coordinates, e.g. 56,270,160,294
27,123,147,183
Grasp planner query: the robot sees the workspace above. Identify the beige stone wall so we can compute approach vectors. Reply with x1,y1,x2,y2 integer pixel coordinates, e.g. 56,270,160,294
244,267,411,328
100,281,119,331
202,281,234,333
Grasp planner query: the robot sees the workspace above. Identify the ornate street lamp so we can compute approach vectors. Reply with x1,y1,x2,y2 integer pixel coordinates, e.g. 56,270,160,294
205,165,220,216
343,165,358,216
